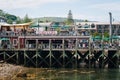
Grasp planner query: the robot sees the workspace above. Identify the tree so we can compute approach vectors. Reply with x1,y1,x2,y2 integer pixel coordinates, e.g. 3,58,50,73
56,27,61,35
0,9,32,24
93,32,99,37
4,13,17,24
104,32,109,37
0,10,4,16
7,19,13,24
66,10,74,25
16,17,22,24
84,19,88,22
23,14,31,23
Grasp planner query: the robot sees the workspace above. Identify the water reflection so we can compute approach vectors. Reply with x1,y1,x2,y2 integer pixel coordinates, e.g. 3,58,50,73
18,68,120,80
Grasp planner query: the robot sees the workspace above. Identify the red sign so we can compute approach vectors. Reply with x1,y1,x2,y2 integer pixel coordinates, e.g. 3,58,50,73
36,31,57,35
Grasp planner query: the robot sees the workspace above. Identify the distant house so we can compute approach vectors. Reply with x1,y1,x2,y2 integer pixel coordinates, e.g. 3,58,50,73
36,22,65,31
0,16,7,23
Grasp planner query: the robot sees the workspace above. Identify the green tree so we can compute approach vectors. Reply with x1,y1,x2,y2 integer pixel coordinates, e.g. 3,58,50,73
4,13,17,24
93,32,99,37
56,27,61,35
84,19,88,22
66,10,74,25
23,14,31,23
104,32,109,37
7,19,13,24
0,9,33,24
0,10,4,16
16,17,23,24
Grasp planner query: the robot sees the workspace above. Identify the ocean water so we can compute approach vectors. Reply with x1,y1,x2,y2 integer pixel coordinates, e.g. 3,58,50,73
19,68,120,80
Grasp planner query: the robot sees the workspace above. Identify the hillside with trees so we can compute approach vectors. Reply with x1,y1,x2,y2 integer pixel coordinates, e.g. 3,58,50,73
34,17,84,23
0,9,31,24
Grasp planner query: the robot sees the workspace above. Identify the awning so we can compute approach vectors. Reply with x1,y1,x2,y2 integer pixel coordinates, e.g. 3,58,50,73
112,36,119,39
82,25,90,28
29,25,39,28
61,26,70,29
0,38,9,40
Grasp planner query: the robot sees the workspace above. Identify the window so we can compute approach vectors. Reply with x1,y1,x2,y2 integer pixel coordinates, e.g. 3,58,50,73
21,39,24,45
13,39,17,45
91,24,95,28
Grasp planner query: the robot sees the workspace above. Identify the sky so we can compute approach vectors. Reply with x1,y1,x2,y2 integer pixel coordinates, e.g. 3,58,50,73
0,0,120,22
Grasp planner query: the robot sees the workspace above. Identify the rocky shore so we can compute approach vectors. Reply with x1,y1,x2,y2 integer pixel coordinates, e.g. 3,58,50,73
0,63,27,80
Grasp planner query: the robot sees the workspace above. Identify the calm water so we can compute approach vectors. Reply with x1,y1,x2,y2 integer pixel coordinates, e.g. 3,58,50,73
19,68,120,80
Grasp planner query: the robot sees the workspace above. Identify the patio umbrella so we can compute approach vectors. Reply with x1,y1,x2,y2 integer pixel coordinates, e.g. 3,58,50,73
95,36,101,39
112,36,119,39
94,36,101,40
103,37,109,41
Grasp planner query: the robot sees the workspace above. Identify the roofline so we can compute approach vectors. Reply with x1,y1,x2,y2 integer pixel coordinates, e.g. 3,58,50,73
76,22,120,25
0,22,32,26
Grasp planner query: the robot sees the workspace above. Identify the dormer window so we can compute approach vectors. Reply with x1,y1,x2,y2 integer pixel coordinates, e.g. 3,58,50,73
91,23,95,28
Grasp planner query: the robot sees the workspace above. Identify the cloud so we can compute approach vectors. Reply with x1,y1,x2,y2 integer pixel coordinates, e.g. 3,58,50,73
74,14,108,22
90,2,120,11
0,0,69,10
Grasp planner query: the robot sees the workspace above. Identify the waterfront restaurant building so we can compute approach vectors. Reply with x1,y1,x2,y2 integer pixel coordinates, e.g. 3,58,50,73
76,22,120,36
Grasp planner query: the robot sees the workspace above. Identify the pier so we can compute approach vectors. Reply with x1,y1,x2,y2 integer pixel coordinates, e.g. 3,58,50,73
0,35,120,68
0,13,120,68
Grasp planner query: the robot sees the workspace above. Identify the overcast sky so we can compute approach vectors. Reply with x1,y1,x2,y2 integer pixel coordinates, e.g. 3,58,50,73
0,0,120,22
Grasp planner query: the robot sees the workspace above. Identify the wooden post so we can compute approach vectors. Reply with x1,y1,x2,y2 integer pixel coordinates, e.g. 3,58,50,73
16,51,19,64
24,50,26,66
101,50,104,68
36,39,38,67
116,50,119,68
3,51,6,62
18,38,20,49
88,38,91,68
49,39,52,68
75,38,78,68
118,50,120,68
62,39,65,68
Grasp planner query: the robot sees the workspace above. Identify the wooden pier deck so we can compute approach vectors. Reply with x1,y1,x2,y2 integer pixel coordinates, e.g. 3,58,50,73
0,47,119,68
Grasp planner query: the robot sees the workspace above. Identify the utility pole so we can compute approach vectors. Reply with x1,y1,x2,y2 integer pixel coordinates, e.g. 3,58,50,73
38,19,39,34
109,12,112,44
